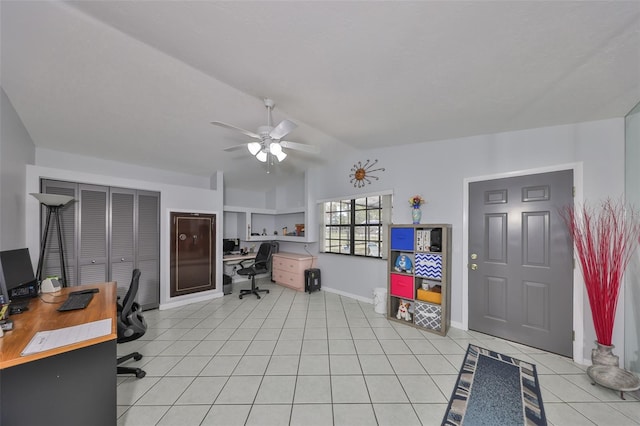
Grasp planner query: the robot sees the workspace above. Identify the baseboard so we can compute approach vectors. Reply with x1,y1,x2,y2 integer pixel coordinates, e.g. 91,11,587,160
159,290,223,310
450,320,464,330
321,286,374,304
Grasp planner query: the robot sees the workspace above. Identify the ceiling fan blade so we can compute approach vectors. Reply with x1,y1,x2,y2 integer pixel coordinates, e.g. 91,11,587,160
269,119,297,140
223,144,248,152
211,121,260,139
280,140,320,154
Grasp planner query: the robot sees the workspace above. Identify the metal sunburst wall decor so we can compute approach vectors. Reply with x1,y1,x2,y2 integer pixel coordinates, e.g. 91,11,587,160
349,159,385,188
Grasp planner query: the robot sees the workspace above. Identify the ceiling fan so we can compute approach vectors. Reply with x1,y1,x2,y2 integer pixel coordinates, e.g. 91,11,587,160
212,98,319,170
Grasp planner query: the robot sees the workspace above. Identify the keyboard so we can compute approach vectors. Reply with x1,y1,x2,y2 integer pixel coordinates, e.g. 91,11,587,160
57,293,94,312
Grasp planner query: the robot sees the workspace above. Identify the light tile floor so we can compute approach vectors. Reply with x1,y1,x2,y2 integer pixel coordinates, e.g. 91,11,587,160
117,279,640,426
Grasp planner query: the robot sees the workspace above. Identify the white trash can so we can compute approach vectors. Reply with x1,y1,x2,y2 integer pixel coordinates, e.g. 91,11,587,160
373,287,387,314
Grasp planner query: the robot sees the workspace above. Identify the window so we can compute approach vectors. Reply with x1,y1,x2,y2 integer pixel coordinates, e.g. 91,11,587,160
321,194,391,258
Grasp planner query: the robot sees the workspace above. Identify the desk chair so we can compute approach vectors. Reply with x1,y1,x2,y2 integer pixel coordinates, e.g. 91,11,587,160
117,269,147,378
237,242,273,299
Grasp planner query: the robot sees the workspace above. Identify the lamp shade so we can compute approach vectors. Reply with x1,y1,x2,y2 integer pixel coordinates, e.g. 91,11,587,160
30,193,75,206
275,150,287,162
256,150,268,162
247,142,261,156
270,142,283,155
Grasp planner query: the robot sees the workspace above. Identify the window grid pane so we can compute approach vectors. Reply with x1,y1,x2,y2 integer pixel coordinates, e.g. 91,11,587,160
323,196,383,258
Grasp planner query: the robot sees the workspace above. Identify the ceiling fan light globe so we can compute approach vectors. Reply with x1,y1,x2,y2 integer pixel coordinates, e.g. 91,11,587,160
256,150,268,162
270,142,283,155
275,150,287,162
247,142,261,155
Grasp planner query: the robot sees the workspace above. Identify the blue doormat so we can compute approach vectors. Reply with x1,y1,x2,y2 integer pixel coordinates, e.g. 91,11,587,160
443,344,547,426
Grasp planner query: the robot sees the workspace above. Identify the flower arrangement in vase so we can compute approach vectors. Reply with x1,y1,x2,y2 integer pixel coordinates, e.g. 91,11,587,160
409,195,425,224
561,198,640,366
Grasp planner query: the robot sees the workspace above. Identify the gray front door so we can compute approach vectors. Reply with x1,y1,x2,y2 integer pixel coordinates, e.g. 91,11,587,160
468,170,574,357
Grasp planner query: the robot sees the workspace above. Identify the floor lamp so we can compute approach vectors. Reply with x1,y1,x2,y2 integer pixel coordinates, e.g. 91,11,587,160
30,193,75,287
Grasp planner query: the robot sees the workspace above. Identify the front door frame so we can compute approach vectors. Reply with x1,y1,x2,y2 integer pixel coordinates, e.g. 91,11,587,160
462,162,584,363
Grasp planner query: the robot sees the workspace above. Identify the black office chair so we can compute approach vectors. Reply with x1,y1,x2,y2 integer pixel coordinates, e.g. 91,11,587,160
237,242,273,299
117,269,147,378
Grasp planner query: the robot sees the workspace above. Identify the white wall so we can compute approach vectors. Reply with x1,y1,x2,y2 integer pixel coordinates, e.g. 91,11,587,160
36,148,212,189
625,102,640,374
0,88,35,250
309,118,625,363
26,151,224,308
224,188,267,208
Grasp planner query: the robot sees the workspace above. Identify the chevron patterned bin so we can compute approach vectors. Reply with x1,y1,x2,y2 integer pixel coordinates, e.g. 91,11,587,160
414,301,441,331
414,253,442,279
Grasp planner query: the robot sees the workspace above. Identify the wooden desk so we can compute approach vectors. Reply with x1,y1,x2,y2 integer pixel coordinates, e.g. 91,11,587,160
223,252,257,263
0,282,117,426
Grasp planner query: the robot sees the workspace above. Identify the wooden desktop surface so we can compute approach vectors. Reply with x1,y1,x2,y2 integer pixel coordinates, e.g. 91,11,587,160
0,282,117,369
223,252,257,262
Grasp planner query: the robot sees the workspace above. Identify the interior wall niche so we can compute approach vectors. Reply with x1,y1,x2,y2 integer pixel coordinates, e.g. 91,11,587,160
40,179,160,310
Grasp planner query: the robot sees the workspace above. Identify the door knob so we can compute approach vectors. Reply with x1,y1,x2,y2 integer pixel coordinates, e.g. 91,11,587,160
470,253,478,260
470,263,478,270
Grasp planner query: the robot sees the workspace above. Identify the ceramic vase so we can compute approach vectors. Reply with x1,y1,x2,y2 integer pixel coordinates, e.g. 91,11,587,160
591,341,619,367
412,207,422,224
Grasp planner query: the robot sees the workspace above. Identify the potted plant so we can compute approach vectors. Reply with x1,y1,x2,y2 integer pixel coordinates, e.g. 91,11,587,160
561,198,640,366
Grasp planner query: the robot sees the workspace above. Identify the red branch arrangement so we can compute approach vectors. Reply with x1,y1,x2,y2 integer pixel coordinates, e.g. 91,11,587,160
561,199,640,346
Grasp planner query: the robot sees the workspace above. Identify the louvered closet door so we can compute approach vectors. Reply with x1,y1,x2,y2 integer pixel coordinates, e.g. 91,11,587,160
41,180,78,286
78,185,109,285
137,192,160,309
110,188,135,294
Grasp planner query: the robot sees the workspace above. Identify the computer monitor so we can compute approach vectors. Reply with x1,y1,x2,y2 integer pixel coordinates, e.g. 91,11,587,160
223,238,239,254
0,248,38,301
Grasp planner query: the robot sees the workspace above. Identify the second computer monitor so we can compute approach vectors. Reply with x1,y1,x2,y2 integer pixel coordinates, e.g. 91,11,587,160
223,238,239,254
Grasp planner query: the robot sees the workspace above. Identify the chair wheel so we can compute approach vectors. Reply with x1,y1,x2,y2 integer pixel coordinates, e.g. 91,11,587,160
256,294,261,299
135,370,146,379
133,353,143,361
239,295,243,299
266,290,270,294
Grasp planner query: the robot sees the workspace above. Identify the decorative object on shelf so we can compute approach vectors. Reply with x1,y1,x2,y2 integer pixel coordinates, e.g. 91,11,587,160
409,194,425,224
411,208,422,224
394,254,413,273
561,198,640,367
349,159,385,188
396,300,412,321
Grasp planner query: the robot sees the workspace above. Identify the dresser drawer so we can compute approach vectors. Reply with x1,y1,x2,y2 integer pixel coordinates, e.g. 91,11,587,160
271,252,316,292
272,256,310,274
390,273,414,299
272,269,305,291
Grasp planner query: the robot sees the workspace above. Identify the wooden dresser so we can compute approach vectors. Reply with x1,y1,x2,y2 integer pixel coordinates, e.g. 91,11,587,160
272,252,316,291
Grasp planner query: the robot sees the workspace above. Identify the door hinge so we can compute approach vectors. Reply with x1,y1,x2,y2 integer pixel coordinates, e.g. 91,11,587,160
572,186,575,197
572,330,575,341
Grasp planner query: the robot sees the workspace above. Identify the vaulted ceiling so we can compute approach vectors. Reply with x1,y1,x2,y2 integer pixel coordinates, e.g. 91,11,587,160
2,1,639,191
